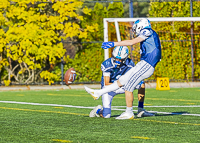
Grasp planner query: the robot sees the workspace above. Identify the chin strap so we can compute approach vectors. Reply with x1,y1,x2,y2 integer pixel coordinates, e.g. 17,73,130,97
113,57,128,68
114,60,121,68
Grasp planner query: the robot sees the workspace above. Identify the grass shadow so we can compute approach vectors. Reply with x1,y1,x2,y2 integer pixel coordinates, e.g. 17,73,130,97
111,112,190,118
154,112,189,116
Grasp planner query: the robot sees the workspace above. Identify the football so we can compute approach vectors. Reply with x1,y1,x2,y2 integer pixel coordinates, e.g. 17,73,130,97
64,68,76,85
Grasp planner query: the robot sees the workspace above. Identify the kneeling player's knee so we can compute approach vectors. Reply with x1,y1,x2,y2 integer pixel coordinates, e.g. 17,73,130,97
103,114,111,118
102,108,111,118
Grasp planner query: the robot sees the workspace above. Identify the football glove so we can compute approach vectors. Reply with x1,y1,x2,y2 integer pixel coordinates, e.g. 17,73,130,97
101,42,114,49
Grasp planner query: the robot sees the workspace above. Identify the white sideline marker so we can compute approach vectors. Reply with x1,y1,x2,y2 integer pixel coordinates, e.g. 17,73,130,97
0,101,200,117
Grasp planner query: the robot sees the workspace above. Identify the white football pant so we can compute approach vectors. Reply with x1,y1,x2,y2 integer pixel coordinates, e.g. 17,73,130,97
119,60,154,92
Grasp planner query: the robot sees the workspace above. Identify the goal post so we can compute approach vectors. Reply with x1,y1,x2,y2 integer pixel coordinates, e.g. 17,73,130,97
103,17,200,60
103,17,200,81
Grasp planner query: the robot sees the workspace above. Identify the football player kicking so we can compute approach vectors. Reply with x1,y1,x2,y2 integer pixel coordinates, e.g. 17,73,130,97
89,46,154,118
85,18,161,119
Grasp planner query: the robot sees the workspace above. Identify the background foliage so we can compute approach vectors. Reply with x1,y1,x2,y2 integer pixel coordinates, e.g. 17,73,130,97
148,1,200,81
1,1,200,85
0,0,97,85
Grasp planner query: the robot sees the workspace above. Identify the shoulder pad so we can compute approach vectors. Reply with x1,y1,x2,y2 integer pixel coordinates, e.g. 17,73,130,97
101,58,114,72
139,29,152,37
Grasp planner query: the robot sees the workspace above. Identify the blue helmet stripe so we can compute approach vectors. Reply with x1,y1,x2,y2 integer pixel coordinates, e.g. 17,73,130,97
134,20,140,24
117,46,123,57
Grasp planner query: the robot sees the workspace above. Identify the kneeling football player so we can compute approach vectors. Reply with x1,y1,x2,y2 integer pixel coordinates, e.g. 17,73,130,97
89,46,154,118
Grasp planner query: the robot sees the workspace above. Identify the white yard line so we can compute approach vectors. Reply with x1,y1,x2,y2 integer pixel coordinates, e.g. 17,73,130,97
112,105,200,108
0,101,94,109
0,101,200,117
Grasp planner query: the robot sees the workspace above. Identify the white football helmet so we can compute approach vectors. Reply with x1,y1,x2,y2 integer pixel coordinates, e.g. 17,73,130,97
112,46,129,68
132,18,151,36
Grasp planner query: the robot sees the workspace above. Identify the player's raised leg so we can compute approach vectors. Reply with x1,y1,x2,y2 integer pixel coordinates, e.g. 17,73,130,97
84,86,101,100
84,80,121,100
84,61,143,100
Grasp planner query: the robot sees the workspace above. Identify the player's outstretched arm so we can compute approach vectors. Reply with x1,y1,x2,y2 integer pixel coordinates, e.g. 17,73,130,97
114,37,144,47
101,37,144,49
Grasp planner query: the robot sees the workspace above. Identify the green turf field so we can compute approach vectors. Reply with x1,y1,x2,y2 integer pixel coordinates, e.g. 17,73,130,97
0,88,199,143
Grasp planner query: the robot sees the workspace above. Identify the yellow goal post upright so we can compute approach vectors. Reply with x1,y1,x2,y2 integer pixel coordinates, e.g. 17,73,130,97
103,17,200,82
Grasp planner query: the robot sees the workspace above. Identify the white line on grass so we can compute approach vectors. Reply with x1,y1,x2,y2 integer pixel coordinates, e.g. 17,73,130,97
112,105,200,108
0,101,200,117
0,101,94,109
1,101,200,108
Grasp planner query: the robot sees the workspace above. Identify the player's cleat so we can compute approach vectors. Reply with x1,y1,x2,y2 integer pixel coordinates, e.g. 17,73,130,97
84,86,100,100
89,105,103,117
137,107,155,118
115,112,134,120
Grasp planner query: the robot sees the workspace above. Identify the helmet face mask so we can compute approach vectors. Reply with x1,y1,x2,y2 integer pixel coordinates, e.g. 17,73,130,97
132,18,151,36
112,46,129,68
112,58,122,68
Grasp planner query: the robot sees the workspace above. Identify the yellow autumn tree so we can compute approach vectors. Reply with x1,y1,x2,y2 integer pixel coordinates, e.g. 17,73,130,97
0,0,98,85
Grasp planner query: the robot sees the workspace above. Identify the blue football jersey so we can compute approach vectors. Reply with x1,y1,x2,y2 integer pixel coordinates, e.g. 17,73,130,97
100,58,135,88
138,28,161,67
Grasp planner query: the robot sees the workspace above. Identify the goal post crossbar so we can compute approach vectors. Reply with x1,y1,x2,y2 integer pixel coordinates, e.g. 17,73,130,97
104,17,200,23
103,17,200,60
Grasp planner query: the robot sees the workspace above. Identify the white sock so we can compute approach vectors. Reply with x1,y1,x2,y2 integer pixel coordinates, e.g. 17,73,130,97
126,107,133,113
98,81,120,95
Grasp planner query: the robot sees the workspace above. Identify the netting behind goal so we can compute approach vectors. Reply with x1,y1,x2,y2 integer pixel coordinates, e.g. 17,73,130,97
104,17,200,82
